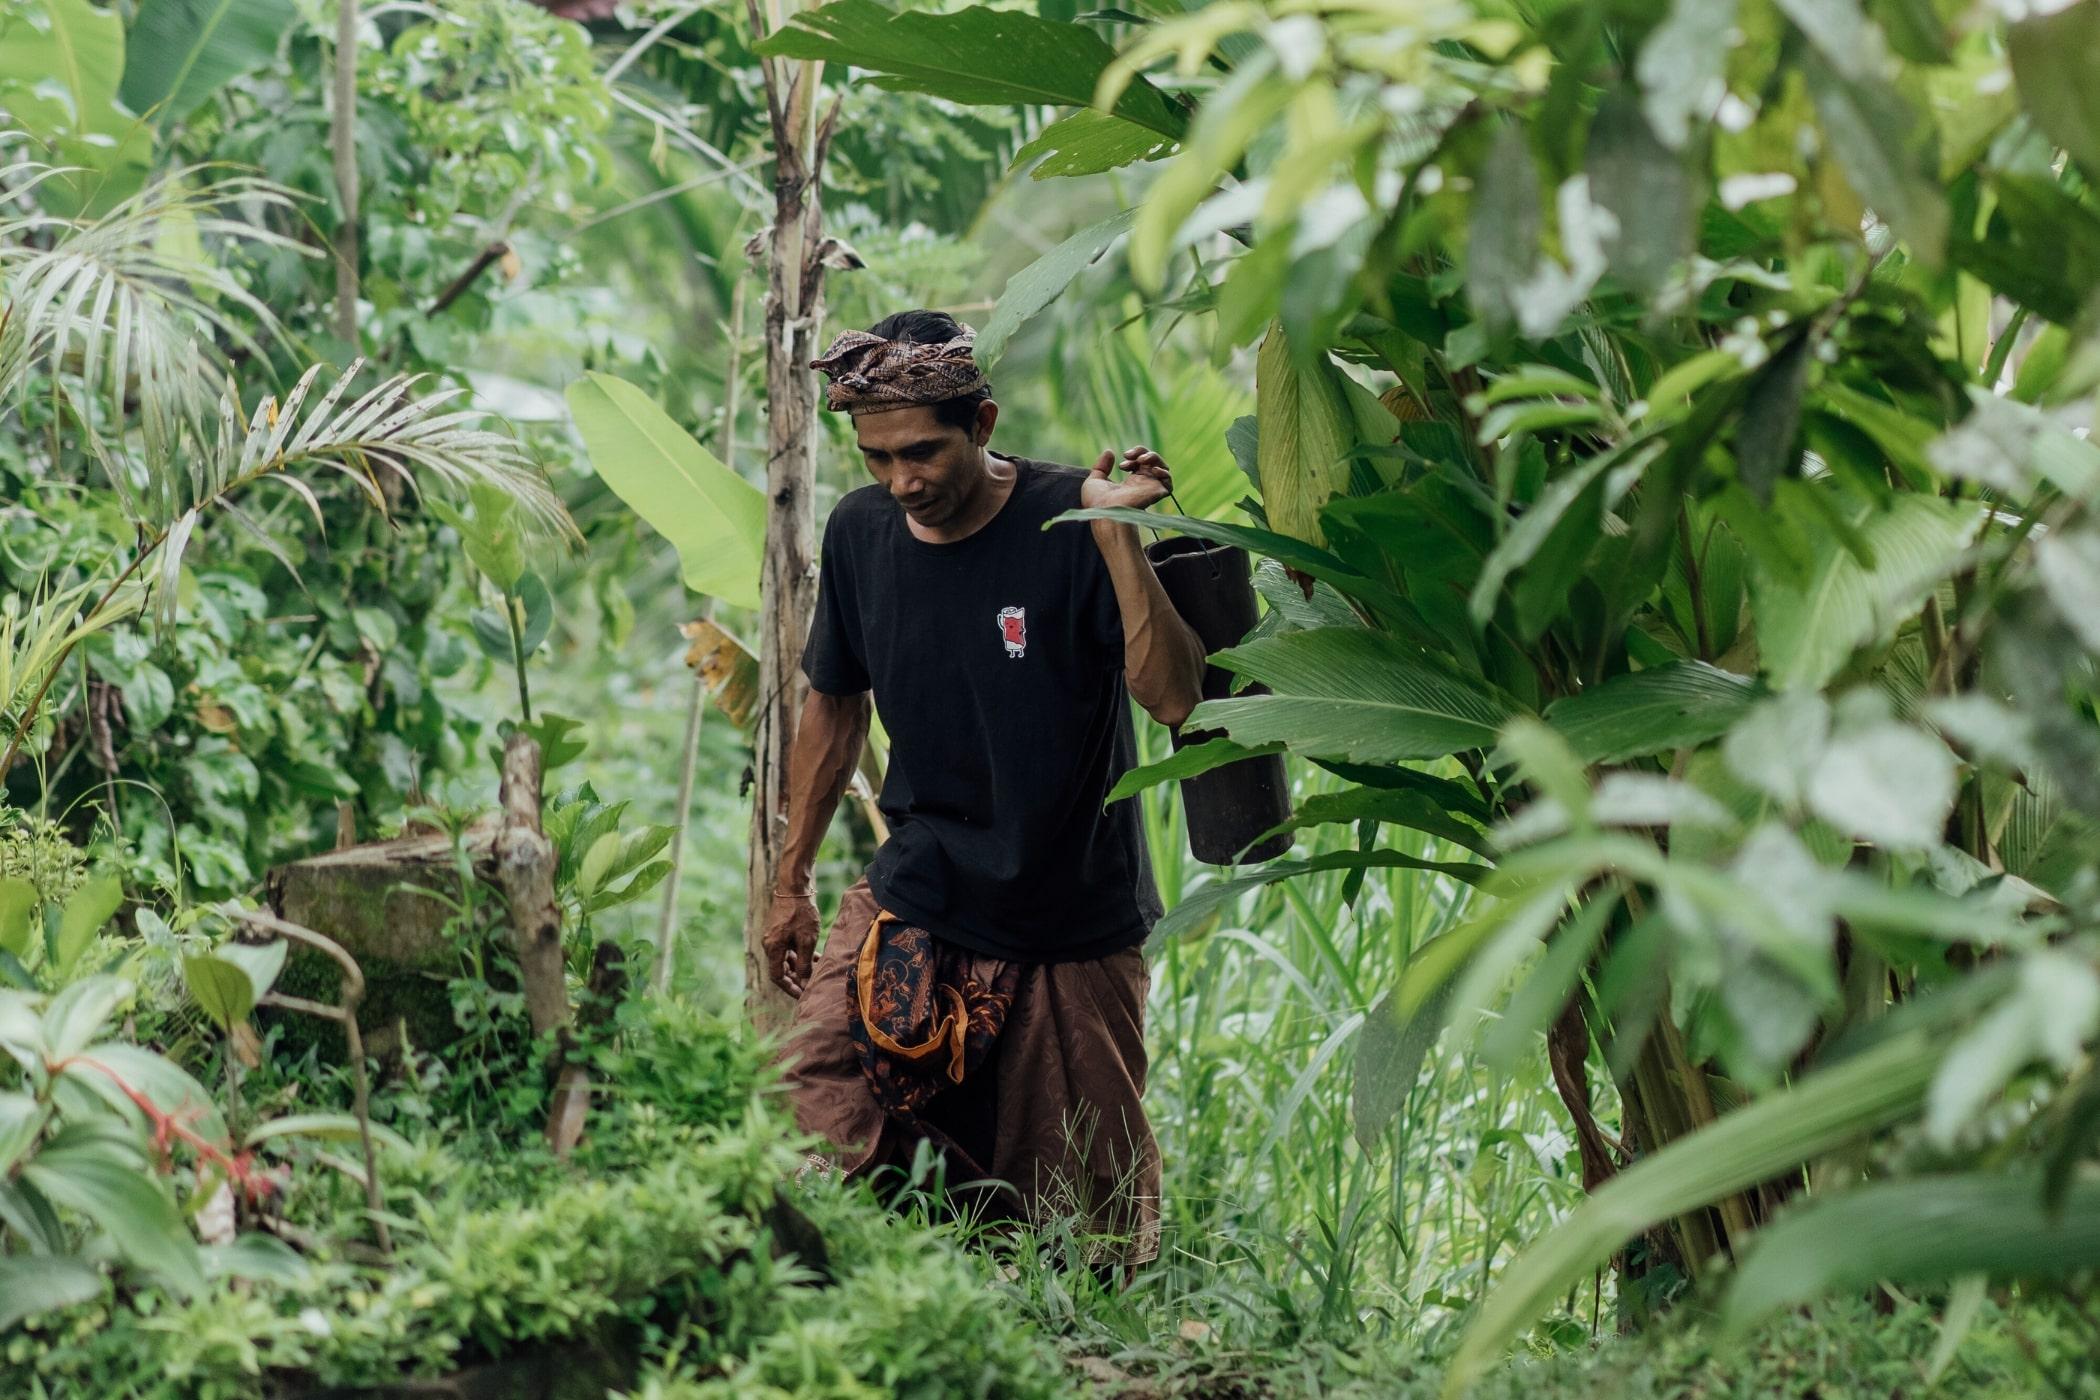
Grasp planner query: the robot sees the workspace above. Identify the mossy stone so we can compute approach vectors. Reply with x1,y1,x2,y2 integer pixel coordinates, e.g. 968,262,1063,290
263,831,499,1062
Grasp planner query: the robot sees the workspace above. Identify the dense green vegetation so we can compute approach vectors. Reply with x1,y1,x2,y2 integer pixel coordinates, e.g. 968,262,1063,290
3,0,2098,1395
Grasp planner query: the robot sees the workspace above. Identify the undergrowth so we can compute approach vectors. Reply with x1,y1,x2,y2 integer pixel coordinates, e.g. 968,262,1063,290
3,1003,1066,1400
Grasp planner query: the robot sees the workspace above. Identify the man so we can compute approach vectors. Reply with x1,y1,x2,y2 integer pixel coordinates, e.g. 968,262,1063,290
762,308,1209,1270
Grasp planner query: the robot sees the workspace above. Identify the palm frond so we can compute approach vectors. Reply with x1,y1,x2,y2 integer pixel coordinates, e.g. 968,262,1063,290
146,361,580,601
0,575,142,727
0,159,311,503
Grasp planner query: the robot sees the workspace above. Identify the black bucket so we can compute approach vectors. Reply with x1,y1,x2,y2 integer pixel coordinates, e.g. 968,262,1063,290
1144,536,1293,865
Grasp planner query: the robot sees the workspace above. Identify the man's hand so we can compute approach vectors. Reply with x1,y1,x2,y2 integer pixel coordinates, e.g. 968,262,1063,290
1084,445,1173,511
762,889,820,997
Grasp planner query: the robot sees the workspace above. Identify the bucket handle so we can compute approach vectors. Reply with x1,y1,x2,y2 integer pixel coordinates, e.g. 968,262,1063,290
1156,486,1224,581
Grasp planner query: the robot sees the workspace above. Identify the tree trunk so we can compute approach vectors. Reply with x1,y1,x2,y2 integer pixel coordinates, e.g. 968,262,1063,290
494,732,591,1155
741,9,846,1038
495,732,568,1043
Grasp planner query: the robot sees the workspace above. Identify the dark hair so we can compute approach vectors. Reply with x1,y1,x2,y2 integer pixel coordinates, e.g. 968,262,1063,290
866,308,993,432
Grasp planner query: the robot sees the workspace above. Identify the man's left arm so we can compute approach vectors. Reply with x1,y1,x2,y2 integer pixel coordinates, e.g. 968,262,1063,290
1085,446,1208,730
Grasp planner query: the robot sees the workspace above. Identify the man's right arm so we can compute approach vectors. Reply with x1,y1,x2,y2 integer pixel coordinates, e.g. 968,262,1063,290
763,685,872,997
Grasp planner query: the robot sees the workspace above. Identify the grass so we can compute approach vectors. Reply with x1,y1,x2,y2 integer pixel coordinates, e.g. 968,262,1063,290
502,616,1604,1382
465,604,2090,1397
980,716,1592,1380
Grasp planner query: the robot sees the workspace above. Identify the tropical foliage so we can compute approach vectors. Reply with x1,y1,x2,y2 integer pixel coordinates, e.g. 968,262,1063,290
758,0,2100,1383
2,0,2097,1394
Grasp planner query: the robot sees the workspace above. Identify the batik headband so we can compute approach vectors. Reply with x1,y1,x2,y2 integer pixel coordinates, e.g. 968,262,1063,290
807,327,989,414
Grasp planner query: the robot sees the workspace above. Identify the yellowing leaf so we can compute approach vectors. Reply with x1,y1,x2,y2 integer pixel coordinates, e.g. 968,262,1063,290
1254,320,1356,547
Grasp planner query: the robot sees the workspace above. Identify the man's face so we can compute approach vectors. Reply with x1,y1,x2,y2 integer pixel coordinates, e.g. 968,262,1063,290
854,401,995,528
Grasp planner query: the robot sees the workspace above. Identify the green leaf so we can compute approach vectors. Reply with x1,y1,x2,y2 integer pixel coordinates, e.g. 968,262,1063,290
1775,0,1891,81
566,373,765,610
1190,628,1520,763
23,1144,204,1296
181,936,285,1031
1469,443,1656,628
1260,786,1496,859
426,494,526,593
1927,1275,1989,1385
119,0,296,129
0,877,38,958
2037,528,2100,654
1255,319,1359,547
1926,950,2100,1146
0,1179,65,1254
514,570,554,655
1803,50,1947,266
41,975,132,1059
1638,0,1738,148
1130,57,1291,295
469,605,514,665
0,1091,47,1175
1806,715,1957,850
1749,487,1982,690
0,0,151,214
1354,909,1511,1148
1481,893,1619,1074
752,0,1187,140
0,994,50,1063
1050,505,1414,618
1013,109,1174,180
1468,122,1541,340
586,858,671,913
518,712,589,771
1105,737,1284,802
1952,173,2100,328
244,1112,412,1155
349,605,399,654
217,939,286,1002
2008,1,2100,182
1443,1025,1945,1398
62,1042,226,1145
2043,1069,2100,1213
1493,718,1594,824
1587,92,1694,296
1467,366,1605,411
1542,661,1760,765
182,954,256,1029
976,207,1136,369
0,1255,103,1330
53,874,122,979
1724,1174,2100,1336
1155,849,1494,945
575,830,622,898
1734,332,1813,504
203,1233,309,1285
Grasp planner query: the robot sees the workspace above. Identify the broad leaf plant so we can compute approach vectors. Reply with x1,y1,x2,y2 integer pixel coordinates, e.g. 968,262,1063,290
757,0,2100,1379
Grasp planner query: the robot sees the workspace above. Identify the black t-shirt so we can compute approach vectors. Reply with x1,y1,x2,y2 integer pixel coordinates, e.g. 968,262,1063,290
800,451,1164,963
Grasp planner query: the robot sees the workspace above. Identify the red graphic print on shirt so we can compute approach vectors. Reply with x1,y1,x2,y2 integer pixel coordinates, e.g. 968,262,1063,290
996,606,1027,658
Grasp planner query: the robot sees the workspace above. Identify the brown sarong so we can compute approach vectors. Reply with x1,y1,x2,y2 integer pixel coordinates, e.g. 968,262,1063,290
777,875,1161,1268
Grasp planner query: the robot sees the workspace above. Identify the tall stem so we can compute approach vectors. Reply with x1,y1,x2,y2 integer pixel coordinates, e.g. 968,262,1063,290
656,280,748,993
331,0,361,348
506,592,534,724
